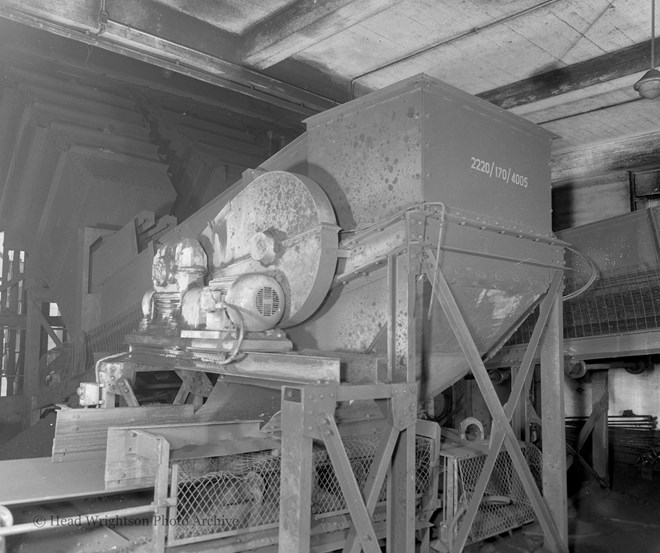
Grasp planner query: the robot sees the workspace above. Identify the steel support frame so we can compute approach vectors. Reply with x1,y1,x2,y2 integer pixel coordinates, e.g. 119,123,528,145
278,381,418,553
422,250,568,553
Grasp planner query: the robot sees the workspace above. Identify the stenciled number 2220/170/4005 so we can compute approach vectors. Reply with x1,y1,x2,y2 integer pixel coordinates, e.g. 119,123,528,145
470,157,528,188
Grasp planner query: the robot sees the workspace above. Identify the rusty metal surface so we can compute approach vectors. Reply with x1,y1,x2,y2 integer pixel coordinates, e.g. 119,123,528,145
306,75,554,234
289,75,561,406
307,84,423,230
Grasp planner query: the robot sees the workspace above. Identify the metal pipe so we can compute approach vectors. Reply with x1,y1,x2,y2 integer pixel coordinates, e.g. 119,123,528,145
0,504,155,537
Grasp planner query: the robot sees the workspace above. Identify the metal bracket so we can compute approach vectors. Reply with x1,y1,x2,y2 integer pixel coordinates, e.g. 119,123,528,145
390,382,418,430
96,357,138,407
406,210,429,246
290,385,338,439
173,370,213,404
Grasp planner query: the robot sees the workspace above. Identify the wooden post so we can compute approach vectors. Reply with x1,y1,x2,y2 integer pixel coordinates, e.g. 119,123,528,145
591,371,609,485
540,278,568,551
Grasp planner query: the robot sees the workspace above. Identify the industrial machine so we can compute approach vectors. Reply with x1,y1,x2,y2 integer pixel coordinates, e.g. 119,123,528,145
0,75,568,553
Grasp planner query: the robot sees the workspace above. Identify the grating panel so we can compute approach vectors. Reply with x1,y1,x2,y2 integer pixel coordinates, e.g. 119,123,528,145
443,444,542,544
40,303,142,389
255,287,279,317
169,435,433,546
508,267,660,345
85,303,142,359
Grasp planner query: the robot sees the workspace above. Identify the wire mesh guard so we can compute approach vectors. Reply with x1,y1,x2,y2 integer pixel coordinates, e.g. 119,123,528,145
169,435,434,546
443,444,542,544
39,303,142,389
508,267,660,346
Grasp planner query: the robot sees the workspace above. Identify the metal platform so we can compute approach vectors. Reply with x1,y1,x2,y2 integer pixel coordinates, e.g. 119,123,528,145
0,457,110,506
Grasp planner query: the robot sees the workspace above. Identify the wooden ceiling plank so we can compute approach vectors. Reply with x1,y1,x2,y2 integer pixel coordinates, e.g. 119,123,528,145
105,0,239,66
0,2,336,117
0,24,305,131
517,76,641,123
479,39,654,110
1,0,100,33
552,132,660,182
241,0,399,70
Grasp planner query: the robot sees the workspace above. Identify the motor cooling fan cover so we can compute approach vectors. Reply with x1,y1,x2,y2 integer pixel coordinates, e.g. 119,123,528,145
199,171,339,328
225,273,284,331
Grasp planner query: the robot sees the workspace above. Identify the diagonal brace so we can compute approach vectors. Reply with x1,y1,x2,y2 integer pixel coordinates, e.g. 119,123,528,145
449,271,564,552
576,391,608,452
317,413,381,553
344,423,399,553
422,250,567,553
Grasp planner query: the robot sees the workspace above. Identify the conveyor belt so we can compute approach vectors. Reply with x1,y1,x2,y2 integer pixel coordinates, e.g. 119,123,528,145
0,457,118,506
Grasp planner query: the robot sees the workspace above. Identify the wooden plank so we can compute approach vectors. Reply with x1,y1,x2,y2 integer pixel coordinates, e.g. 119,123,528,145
104,0,238,66
30,300,62,348
0,20,308,132
591,371,610,485
0,311,26,328
31,150,68,256
0,2,335,116
52,405,195,461
576,391,608,452
23,283,49,401
90,221,139,291
241,0,399,70
552,132,660,182
80,227,114,333
0,87,23,206
0,0,101,33
5,251,19,392
478,39,654,110
97,245,154,324
0,105,32,222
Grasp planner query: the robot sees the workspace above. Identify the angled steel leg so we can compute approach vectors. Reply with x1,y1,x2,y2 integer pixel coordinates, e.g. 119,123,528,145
448,271,564,552
343,423,399,553
540,287,569,542
422,250,567,553
318,413,381,553
279,388,314,553
387,245,421,552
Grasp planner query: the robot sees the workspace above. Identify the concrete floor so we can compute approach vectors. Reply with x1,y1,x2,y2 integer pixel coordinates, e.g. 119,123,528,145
462,463,660,553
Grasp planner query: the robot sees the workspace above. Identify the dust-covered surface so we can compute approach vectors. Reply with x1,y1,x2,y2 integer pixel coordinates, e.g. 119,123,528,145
0,412,56,460
438,463,660,553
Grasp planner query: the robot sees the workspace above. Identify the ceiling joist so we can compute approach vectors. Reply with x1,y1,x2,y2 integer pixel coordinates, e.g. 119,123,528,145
479,39,655,111
552,132,660,182
240,0,399,70
0,0,337,117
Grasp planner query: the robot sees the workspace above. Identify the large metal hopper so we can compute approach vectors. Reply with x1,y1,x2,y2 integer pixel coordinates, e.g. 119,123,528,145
281,75,562,399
